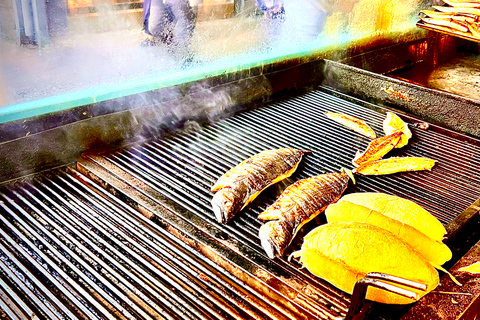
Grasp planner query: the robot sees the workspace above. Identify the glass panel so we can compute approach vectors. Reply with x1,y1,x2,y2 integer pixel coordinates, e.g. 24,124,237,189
0,0,428,116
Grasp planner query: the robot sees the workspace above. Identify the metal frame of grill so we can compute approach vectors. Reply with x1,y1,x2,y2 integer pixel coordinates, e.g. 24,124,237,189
2,85,480,319
2,37,480,318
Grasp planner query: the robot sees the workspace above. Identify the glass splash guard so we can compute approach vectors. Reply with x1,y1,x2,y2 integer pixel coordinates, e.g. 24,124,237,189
0,0,430,122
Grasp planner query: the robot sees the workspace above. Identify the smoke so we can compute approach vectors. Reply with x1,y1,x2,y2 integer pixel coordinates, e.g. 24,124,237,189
127,72,273,143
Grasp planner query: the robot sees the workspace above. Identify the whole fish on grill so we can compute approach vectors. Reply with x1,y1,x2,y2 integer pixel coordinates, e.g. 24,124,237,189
211,148,310,224
258,170,354,258
257,157,436,258
256,112,438,259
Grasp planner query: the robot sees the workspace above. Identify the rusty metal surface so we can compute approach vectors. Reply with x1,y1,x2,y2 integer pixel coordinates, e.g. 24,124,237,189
402,236,480,319
340,38,428,75
322,59,480,139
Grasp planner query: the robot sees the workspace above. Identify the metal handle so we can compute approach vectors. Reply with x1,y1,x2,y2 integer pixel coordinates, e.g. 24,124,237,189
345,273,427,320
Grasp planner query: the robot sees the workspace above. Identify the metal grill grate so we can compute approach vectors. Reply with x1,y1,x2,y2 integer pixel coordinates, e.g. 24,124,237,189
1,170,320,319
78,88,480,317
101,89,480,226
1,88,480,319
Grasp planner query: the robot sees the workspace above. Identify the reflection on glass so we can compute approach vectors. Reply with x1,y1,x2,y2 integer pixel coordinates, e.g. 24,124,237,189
0,0,426,110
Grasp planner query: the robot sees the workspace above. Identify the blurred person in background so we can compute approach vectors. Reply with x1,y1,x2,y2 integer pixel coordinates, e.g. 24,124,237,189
256,0,285,20
279,0,360,45
255,0,285,49
141,0,199,59
0,72,8,107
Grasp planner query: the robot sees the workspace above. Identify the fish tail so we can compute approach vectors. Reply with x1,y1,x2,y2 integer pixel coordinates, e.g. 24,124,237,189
288,250,302,262
341,167,356,184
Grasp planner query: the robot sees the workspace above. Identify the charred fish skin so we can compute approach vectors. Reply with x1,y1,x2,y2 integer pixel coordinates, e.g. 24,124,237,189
258,172,350,258
211,187,244,224
211,148,303,192
211,148,309,224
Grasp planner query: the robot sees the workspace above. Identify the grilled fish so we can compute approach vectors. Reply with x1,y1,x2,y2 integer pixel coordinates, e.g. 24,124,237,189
419,16,469,32
353,157,436,175
433,5,480,15
258,170,353,258
383,112,412,149
352,131,402,167
442,0,480,8
211,148,309,224
420,10,478,23
325,112,376,139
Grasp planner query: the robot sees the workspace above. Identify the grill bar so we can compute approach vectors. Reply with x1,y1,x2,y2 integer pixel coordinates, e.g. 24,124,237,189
78,153,350,319
192,90,480,223
99,146,301,275
276,97,479,182
0,208,85,320
292,93,480,195
0,242,65,320
2,169,332,320
102,151,267,252
0,275,36,320
1,191,126,320
231,107,463,220
60,172,289,320
65,169,340,320
21,181,209,320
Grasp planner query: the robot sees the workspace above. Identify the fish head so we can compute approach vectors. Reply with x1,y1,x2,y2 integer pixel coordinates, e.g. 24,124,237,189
211,187,242,224
259,220,290,259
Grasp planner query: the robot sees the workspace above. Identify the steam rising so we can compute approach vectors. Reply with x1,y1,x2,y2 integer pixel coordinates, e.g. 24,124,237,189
131,73,273,142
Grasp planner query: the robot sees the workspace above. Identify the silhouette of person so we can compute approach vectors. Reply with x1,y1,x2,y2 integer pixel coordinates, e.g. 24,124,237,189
142,0,198,58
281,0,360,45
